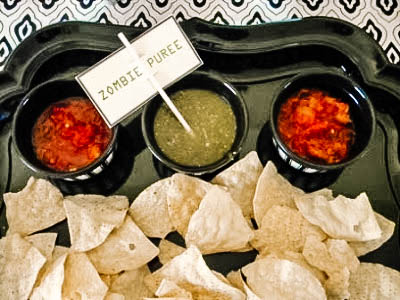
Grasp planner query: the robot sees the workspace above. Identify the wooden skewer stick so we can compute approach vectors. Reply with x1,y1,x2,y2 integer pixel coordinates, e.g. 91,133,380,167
118,32,193,133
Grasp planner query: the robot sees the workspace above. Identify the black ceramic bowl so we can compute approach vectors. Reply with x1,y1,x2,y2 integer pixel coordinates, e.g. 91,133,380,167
12,79,118,181
142,71,249,175
270,70,375,173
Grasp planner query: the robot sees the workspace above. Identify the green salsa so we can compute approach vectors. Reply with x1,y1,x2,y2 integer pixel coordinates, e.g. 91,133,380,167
153,89,237,167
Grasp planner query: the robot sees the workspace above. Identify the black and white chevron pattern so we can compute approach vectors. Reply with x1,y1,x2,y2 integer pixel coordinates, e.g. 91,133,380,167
0,0,399,68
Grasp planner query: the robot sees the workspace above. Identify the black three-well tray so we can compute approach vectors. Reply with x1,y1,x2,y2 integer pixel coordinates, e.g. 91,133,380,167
0,17,399,274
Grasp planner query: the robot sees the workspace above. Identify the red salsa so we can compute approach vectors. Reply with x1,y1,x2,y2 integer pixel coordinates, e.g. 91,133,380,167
277,88,355,164
32,97,112,172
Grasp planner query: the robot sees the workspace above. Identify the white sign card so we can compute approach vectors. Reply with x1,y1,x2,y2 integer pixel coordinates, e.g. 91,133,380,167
76,17,203,127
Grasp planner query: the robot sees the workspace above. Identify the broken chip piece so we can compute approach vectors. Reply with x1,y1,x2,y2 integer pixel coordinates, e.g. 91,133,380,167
295,192,381,241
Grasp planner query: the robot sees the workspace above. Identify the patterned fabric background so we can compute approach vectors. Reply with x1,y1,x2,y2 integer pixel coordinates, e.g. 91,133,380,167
1,0,400,71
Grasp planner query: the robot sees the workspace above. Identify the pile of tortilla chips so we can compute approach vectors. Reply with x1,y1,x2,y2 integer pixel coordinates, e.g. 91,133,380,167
1,151,399,299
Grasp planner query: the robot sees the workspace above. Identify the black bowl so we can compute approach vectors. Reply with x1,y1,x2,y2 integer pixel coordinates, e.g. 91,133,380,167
12,79,118,181
270,70,375,173
142,71,249,175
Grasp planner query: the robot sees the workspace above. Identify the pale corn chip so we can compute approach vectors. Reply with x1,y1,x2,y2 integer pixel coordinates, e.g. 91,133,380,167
349,263,400,299
144,298,190,300
30,253,67,300
4,177,66,236
87,215,159,274
226,270,261,300
109,266,153,300
0,233,47,300
156,279,193,299
64,194,128,251
62,252,108,300
324,268,350,300
25,232,57,260
144,245,245,300
250,205,326,253
325,239,360,273
211,271,230,284
349,212,395,256
101,274,114,287
33,245,70,290
252,161,304,227
105,292,125,300
52,245,70,259
302,236,359,299
295,192,381,241
226,270,245,291
166,174,213,236
241,257,326,300
185,186,254,254
158,239,186,265
211,151,263,222
260,250,326,283
129,178,175,238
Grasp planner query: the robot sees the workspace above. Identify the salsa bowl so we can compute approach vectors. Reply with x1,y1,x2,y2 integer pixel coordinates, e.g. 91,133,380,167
142,71,249,176
270,70,376,173
12,79,118,181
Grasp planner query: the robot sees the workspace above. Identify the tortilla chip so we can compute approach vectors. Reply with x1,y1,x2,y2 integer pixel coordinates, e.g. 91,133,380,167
156,279,193,298
87,215,159,274
302,236,359,299
243,283,262,300
185,186,254,254
166,174,213,236
349,263,400,299
226,270,262,300
0,233,46,300
25,232,57,260
30,253,67,300
148,297,191,299
211,151,263,222
64,194,128,251
241,257,326,299
226,270,245,291
158,239,186,265
144,246,245,300
250,205,326,253
260,250,327,283
252,161,304,227
105,292,125,300
349,212,395,256
109,266,153,300
129,177,175,238
62,252,108,300
52,245,70,258
295,192,381,241
4,177,66,236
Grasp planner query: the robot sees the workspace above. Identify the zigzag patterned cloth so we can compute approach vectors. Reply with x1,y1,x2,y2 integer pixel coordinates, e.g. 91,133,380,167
0,0,400,70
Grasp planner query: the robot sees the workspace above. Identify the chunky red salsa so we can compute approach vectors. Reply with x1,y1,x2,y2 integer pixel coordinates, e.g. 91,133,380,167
32,97,112,172
277,88,355,164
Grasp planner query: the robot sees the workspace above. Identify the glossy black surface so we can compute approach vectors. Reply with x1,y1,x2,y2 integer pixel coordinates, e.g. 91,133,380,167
0,17,400,274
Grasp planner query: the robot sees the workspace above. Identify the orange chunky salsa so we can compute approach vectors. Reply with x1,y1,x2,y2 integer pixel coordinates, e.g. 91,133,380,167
32,97,112,172
277,88,355,164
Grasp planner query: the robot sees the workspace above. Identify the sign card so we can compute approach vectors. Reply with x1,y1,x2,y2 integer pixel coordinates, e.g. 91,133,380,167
76,17,203,127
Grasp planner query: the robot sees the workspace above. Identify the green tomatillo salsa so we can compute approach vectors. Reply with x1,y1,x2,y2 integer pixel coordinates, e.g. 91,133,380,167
153,89,237,167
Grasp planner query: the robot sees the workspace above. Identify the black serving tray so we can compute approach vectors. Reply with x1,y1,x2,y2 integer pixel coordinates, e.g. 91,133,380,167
0,17,400,275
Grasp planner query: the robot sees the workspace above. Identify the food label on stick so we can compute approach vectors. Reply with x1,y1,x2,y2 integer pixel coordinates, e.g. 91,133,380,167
75,17,203,127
